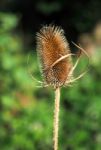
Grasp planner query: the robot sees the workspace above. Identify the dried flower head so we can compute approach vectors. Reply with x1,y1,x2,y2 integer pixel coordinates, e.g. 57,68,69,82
36,25,73,88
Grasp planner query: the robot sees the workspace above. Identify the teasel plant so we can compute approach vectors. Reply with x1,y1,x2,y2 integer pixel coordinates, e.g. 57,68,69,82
29,25,89,150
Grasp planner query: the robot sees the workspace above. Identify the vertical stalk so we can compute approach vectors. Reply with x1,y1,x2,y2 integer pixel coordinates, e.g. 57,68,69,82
53,87,60,150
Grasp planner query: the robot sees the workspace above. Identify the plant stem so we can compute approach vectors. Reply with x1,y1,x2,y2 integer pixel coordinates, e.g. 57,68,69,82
53,87,60,150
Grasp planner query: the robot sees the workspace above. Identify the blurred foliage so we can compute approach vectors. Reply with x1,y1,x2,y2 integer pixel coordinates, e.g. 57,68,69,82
36,1,61,15
0,13,101,150
1,0,101,38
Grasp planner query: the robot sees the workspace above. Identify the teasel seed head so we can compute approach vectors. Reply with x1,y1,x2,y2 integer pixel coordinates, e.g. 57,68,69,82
36,25,73,89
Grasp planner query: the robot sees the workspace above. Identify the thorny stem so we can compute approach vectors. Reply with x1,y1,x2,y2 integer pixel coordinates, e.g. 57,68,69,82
53,87,60,150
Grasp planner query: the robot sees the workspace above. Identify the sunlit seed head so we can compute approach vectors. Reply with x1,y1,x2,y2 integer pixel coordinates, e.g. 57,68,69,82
36,25,73,88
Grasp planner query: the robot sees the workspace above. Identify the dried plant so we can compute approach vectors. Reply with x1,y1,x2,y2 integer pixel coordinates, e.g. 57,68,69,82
34,25,88,150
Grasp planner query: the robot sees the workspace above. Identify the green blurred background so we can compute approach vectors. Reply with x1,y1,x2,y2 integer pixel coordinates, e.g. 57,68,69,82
0,0,101,150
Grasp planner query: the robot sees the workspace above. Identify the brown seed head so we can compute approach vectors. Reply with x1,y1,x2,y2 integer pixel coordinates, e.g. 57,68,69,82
36,25,73,88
